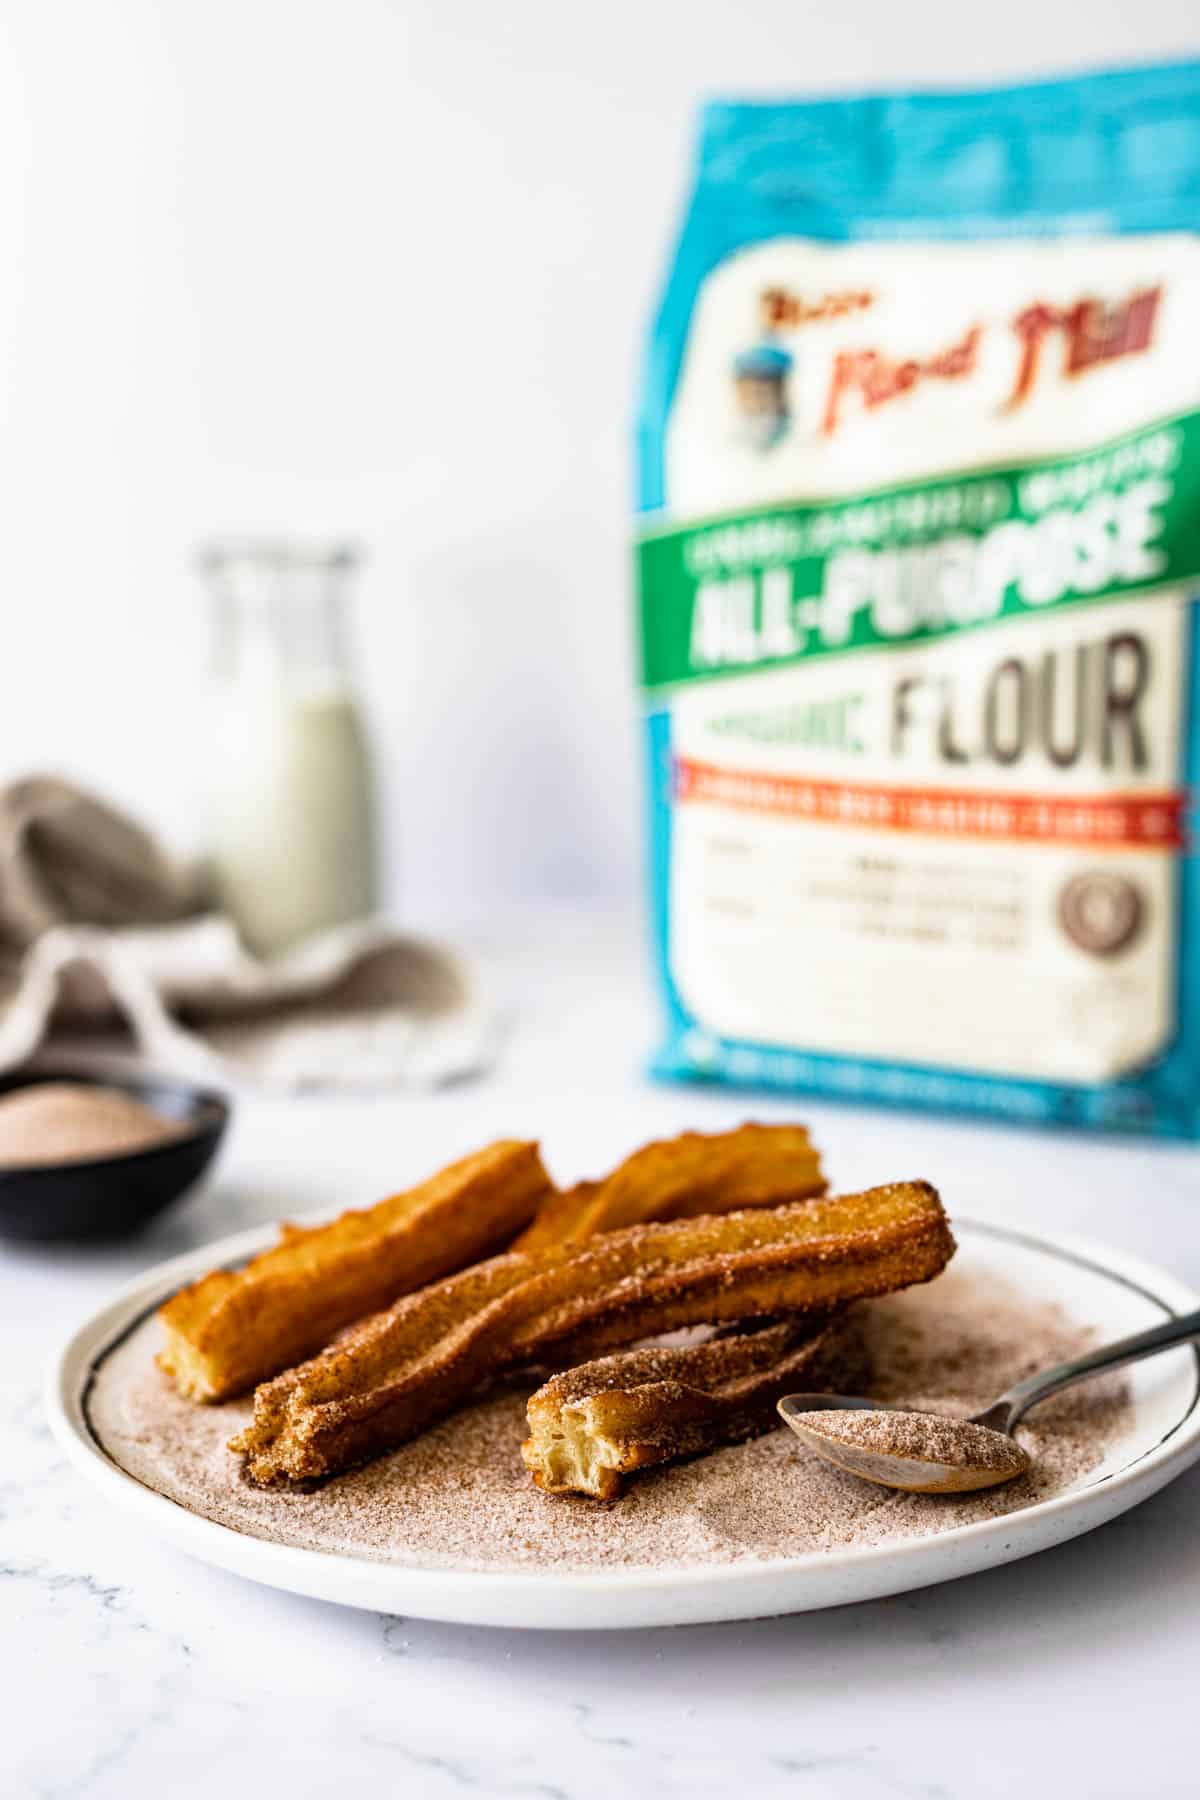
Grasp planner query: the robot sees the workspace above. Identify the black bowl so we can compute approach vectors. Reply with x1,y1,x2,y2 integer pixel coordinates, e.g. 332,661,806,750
0,1068,231,1243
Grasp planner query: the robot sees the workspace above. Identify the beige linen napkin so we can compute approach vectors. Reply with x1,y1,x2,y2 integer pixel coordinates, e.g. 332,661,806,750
0,777,497,1089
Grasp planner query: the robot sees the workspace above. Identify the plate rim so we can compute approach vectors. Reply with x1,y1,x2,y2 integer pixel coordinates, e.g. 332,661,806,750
46,1213,1200,1623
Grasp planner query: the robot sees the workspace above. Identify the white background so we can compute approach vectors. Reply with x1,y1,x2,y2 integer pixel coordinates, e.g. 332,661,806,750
2,2,1198,911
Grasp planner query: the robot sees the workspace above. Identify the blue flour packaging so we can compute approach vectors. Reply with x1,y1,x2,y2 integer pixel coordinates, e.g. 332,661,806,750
636,61,1200,1135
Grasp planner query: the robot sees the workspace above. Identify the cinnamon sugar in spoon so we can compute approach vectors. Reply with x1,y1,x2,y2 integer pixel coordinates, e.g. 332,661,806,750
778,1305,1200,1494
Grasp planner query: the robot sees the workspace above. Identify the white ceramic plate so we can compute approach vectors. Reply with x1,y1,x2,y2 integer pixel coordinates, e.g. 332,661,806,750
47,1216,1200,1630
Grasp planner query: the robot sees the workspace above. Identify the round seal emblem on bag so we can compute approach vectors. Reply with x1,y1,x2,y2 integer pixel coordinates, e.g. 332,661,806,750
1058,872,1145,957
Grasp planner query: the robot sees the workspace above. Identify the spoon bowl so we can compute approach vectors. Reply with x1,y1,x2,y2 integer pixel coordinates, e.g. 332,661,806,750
776,1395,1030,1493
779,1298,1200,1495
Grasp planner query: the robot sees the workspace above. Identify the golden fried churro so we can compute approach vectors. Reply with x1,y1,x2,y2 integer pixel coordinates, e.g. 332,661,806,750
231,1180,952,1484
512,1123,825,1252
158,1139,553,1401
510,1182,601,1254
522,1313,865,1499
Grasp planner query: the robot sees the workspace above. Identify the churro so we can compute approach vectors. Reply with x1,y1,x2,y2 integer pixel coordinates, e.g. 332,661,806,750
513,1123,825,1252
522,1314,864,1499
231,1180,953,1484
159,1139,553,1401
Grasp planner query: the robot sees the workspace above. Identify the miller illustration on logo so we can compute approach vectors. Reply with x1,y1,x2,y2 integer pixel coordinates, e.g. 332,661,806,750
731,339,794,450
732,286,877,449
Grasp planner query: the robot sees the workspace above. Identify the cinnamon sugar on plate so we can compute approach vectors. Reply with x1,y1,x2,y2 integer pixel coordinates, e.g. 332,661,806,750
87,1265,1132,1573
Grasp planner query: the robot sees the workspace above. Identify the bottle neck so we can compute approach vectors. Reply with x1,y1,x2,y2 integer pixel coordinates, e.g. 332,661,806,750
204,549,357,692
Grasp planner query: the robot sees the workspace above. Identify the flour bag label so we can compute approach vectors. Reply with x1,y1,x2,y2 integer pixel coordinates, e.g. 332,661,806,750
637,62,1200,1135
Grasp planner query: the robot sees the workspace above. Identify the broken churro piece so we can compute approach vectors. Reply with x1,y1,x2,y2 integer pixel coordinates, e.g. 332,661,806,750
512,1122,825,1252
158,1139,554,1401
231,1180,953,1484
522,1313,865,1500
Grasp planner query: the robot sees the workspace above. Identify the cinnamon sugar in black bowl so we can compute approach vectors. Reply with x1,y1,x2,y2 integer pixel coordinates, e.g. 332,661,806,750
0,1069,230,1243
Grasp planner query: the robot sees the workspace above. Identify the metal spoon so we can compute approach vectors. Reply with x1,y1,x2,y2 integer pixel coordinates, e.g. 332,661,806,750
777,1304,1200,1494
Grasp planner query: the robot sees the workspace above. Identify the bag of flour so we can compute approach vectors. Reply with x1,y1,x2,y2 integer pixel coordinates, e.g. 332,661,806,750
636,61,1200,1135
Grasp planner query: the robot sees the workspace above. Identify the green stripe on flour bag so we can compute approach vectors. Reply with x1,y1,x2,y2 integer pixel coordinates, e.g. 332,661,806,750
638,414,1200,693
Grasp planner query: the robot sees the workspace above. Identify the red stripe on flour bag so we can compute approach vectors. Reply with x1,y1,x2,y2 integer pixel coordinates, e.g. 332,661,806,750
674,758,1188,849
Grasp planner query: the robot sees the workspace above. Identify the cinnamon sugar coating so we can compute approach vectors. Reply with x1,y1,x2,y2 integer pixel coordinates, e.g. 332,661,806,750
231,1181,953,1484
523,1313,866,1499
513,1123,825,1252
159,1139,553,1401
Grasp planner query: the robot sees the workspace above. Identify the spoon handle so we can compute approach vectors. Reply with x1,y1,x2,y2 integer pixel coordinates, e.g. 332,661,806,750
978,1305,1200,1434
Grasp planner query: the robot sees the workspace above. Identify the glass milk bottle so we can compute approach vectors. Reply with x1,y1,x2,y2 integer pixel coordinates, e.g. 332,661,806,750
199,542,378,957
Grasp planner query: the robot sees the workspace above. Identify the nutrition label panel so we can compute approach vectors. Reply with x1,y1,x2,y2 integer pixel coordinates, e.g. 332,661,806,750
670,803,1174,1082
698,836,1029,953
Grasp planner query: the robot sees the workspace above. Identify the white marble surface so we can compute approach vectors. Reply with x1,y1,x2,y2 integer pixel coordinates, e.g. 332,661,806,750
6,908,1200,1799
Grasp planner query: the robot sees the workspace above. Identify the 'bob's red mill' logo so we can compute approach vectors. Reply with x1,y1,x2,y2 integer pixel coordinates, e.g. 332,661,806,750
759,283,1163,434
